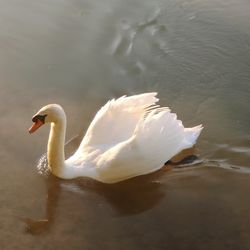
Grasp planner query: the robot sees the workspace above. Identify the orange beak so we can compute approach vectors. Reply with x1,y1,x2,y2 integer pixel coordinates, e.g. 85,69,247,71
29,119,44,134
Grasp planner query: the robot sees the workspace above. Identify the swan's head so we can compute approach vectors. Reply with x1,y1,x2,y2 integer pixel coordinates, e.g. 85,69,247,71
29,104,65,134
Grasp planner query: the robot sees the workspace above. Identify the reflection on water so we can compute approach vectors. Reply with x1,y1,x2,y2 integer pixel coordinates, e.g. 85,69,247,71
24,172,166,235
0,0,250,249
23,176,61,235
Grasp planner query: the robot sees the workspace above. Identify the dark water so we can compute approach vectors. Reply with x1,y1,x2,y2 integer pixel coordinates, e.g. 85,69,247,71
0,0,250,249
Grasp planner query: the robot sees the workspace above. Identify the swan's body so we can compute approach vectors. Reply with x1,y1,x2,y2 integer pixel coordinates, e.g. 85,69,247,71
29,93,203,183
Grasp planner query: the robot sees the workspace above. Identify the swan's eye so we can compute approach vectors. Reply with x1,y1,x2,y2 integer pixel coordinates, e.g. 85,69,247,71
32,114,47,123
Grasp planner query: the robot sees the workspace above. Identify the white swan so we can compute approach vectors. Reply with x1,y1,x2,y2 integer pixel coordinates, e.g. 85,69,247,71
29,93,203,183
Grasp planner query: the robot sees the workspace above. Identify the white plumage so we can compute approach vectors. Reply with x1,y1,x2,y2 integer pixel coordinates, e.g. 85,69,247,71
29,93,203,183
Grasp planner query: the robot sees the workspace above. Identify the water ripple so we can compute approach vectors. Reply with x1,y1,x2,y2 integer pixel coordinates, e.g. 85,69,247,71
207,159,250,174
110,6,168,58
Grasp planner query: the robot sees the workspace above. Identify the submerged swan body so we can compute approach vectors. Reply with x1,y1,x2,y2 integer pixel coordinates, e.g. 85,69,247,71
29,93,203,183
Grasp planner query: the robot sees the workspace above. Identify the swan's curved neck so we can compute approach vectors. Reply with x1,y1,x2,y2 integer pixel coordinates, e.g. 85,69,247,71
47,117,66,177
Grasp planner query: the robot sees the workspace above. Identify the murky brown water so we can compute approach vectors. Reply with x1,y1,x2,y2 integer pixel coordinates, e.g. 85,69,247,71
0,0,250,249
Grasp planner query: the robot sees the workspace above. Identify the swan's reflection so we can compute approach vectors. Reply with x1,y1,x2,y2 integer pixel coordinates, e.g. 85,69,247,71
78,170,167,215
23,175,61,235
23,167,168,235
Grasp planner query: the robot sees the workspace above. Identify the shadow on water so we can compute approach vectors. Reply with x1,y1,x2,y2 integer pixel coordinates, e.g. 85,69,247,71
22,176,61,235
22,168,168,235
89,171,166,215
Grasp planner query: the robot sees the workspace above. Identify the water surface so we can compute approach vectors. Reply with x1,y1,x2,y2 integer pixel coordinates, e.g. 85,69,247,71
0,0,250,249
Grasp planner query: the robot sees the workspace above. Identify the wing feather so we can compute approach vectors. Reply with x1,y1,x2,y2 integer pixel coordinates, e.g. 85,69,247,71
76,92,159,152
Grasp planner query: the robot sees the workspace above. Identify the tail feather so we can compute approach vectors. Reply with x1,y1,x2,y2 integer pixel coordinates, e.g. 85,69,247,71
134,111,203,171
181,125,203,150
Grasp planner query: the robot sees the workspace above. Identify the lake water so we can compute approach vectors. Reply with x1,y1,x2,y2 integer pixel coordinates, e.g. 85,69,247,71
0,0,250,249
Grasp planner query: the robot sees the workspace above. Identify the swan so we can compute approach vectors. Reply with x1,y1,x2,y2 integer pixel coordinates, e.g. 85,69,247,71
29,93,203,183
